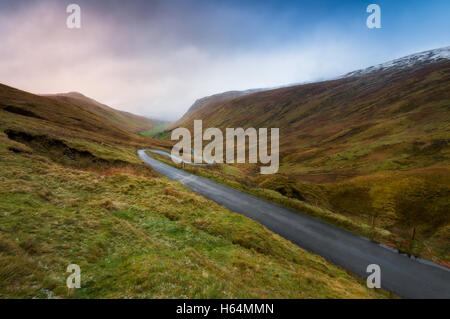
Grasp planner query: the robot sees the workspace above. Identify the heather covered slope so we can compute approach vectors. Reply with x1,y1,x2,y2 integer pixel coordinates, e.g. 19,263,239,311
0,83,386,298
168,49,450,264
174,59,450,179
0,83,173,155
166,89,263,131
44,92,160,134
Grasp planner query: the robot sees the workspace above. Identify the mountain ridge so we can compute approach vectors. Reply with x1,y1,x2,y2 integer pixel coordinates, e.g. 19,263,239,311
171,46,450,130
344,46,450,77
43,91,161,134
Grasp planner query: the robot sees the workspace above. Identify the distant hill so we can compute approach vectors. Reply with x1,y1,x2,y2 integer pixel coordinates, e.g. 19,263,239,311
172,46,450,180
43,92,160,134
166,89,264,131
0,83,170,155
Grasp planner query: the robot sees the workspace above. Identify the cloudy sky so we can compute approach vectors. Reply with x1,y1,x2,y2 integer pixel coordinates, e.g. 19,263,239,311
0,0,449,121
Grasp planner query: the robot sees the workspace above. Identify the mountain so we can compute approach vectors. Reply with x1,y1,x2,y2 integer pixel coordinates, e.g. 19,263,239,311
43,92,160,133
166,89,263,131
172,46,450,177
167,46,450,264
344,46,450,77
0,82,170,167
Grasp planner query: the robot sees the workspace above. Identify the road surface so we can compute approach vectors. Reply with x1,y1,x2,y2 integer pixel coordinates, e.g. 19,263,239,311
148,149,214,166
137,149,450,299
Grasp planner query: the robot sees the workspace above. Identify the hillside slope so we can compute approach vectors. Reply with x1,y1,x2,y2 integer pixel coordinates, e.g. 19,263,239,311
44,92,160,134
0,83,386,298
166,89,263,131
168,47,450,264
174,49,450,171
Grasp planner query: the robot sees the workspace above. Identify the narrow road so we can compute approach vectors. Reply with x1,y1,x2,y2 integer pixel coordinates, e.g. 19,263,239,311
137,149,450,299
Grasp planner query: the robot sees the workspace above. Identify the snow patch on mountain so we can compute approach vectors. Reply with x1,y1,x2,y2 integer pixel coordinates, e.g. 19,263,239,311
344,46,450,77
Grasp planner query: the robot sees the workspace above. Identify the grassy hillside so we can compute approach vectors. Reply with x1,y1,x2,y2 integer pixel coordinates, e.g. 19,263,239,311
167,60,450,265
0,83,387,298
165,89,263,131
140,122,170,138
44,92,160,134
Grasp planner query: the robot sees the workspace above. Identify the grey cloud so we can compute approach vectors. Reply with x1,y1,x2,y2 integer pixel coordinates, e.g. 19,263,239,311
0,0,383,121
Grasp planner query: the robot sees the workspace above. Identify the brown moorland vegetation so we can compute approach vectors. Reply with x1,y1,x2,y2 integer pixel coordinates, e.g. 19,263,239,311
44,92,161,134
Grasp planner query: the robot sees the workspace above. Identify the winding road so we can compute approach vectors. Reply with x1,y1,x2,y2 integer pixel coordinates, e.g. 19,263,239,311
138,149,450,299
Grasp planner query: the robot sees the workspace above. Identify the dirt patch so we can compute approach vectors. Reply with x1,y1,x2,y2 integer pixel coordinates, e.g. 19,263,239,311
1,105,44,120
8,146,32,154
5,129,128,169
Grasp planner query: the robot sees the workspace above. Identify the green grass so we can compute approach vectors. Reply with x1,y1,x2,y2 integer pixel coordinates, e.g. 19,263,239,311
140,123,170,138
0,133,388,298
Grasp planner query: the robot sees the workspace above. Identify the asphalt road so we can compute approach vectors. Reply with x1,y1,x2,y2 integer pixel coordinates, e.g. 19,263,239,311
148,149,212,166
137,149,450,299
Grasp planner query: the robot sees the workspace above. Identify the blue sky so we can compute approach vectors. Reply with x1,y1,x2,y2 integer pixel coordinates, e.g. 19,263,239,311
0,0,449,120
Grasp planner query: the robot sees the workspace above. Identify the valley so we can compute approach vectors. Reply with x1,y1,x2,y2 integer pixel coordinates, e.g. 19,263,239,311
1,47,449,299
1,0,449,303
0,83,386,298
